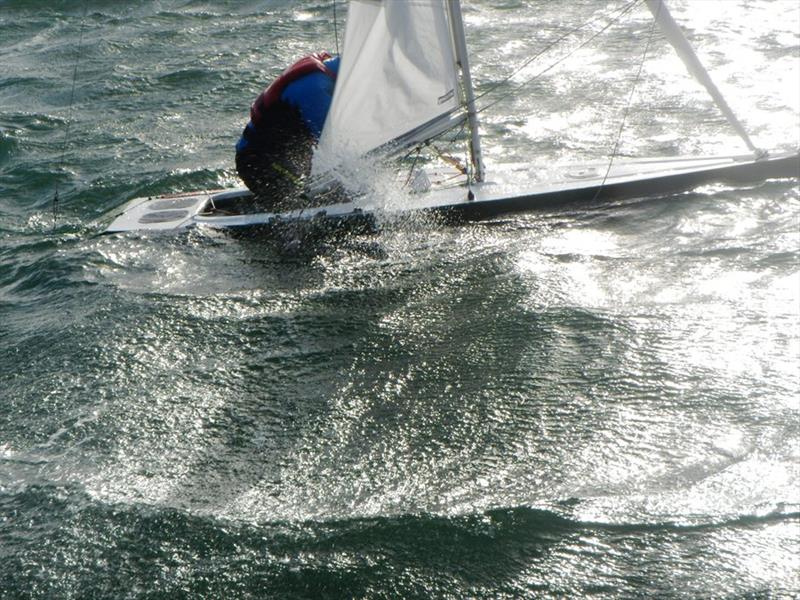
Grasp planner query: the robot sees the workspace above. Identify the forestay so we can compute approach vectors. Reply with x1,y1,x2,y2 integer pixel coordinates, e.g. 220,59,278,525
312,0,465,175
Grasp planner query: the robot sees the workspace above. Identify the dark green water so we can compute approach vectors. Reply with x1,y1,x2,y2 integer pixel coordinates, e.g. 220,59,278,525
1,1,799,598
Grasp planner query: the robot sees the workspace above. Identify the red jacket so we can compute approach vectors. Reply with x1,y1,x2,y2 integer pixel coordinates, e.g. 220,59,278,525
250,51,336,126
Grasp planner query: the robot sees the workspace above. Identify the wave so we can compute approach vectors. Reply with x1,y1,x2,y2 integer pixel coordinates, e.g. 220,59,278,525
3,480,798,540
0,129,19,167
2,482,798,598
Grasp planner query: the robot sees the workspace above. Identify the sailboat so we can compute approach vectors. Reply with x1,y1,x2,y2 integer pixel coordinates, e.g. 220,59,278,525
103,0,799,234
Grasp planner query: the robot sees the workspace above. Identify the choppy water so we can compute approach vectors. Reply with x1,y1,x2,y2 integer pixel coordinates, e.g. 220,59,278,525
1,1,799,598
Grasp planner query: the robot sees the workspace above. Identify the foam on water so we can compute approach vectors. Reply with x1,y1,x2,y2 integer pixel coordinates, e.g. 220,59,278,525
2,1,799,598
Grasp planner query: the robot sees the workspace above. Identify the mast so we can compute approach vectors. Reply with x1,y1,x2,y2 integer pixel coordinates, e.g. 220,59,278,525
645,0,761,157
447,0,485,182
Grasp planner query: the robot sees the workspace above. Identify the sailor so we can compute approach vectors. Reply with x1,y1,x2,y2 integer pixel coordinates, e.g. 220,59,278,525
235,52,340,210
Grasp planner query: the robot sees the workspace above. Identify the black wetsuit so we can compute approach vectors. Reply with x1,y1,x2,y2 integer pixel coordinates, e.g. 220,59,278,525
235,53,339,211
235,104,316,211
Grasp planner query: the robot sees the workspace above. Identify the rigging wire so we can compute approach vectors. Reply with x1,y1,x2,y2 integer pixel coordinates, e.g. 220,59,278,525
402,148,424,188
332,0,340,55
475,0,644,116
592,1,660,202
52,2,89,233
396,0,647,198
329,0,647,197
397,0,645,185
400,118,469,187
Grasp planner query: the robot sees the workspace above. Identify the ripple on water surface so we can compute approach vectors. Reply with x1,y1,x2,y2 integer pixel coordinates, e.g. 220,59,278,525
1,0,799,598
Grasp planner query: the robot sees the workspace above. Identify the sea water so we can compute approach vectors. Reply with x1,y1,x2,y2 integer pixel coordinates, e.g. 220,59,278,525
1,1,798,597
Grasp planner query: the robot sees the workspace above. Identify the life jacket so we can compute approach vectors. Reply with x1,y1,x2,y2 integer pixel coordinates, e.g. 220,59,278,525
250,52,337,127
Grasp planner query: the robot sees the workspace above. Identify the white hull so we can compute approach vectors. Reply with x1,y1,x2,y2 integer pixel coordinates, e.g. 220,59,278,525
102,151,799,234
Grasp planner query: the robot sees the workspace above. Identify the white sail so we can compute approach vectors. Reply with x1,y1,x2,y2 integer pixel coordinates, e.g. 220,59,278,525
645,0,759,155
313,0,465,174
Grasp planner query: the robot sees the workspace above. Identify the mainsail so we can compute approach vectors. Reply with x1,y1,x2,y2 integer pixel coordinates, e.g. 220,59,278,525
313,0,467,175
